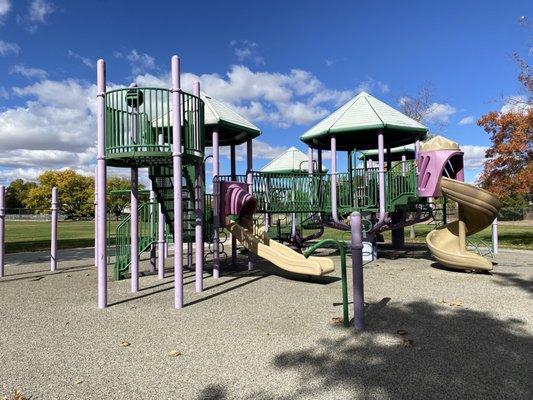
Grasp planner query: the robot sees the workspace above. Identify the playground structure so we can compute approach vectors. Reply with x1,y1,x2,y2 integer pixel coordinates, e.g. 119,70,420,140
0,54,501,331
91,56,501,321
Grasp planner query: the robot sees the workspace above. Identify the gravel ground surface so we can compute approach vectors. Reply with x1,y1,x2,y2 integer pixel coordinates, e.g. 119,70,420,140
0,244,531,399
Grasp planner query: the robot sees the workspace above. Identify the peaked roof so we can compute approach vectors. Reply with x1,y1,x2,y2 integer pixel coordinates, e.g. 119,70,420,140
260,147,326,172
152,91,261,147
300,92,427,151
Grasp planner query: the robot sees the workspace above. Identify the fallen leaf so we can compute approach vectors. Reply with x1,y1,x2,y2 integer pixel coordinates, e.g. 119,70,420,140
65,274,72,278
168,350,182,357
75,379,83,385
396,329,408,336
65,321,70,326
430,275,435,279
85,273,90,277
266,332,277,336
403,339,413,348
438,298,447,304
120,341,131,347
450,299,463,307
331,316,343,324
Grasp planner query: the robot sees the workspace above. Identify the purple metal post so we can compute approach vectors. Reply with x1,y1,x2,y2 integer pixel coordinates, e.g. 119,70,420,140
350,211,365,330
158,204,165,279
415,140,420,174
149,190,157,273
96,59,107,309
492,218,498,255
307,147,313,173
376,133,386,227
130,81,139,293
230,144,237,266
212,129,220,278
246,139,253,271
0,185,5,277
130,167,139,292
94,166,98,267
50,187,58,272
193,81,204,292
171,55,184,309
330,136,342,225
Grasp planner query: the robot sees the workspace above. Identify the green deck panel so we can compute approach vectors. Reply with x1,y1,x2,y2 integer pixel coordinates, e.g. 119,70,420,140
300,92,428,151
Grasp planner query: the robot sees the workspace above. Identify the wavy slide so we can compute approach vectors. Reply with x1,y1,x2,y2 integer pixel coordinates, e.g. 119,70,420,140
227,221,335,276
426,177,500,271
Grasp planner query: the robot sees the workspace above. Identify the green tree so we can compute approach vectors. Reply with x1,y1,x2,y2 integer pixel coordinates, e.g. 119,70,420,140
24,170,94,218
107,176,146,219
5,179,37,209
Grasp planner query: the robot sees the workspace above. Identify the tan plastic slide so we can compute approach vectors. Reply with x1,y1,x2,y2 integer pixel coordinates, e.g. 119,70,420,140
226,221,335,276
426,177,501,271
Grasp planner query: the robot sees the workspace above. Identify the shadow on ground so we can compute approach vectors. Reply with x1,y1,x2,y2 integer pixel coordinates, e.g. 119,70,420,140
198,300,533,399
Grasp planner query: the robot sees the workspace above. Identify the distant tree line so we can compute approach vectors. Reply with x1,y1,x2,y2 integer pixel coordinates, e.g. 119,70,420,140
4,169,145,219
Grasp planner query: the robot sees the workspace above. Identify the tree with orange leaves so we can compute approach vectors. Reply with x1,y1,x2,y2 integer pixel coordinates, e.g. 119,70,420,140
477,55,533,206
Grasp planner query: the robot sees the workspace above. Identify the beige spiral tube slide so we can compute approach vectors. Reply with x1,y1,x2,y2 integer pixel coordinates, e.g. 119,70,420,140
426,177,501,271
226,220,335,276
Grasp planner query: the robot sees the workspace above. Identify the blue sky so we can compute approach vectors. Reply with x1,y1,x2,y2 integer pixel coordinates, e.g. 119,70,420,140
0,0,531,184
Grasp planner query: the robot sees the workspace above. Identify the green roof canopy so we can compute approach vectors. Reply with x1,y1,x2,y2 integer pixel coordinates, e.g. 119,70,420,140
202,93,261,146
300,92,427,151
358,144,415,161
260,147,327,173
153,92,261,147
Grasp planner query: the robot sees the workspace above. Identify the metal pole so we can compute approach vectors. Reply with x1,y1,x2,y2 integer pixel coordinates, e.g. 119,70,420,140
246,139,253,271
94,166,98,267
158,203,165,279
193,81,203,292
230,144,237,266
350,211,364,331
492,218,498,255
130,82,139,293
50,187,58,272
149,190,157,273
307,146,313,173
187,242,192,270
0,185,5,277
96,59,107,309
212,128,220,278
171,55,184,309
401,154,406,176
317,149,322,173
130,167,139,292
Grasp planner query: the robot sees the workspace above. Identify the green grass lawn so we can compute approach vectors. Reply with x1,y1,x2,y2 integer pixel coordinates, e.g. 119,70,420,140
4,220,118,254
308,223,533,251
2,219,532,254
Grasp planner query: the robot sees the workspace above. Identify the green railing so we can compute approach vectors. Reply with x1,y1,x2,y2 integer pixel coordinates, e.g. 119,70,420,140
386,160,417,210
114,201,159,280
105,87,204,165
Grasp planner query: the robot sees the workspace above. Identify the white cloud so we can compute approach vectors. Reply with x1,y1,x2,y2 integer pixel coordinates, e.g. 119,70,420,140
22,0,54,31
10,64,48,79
230,40,265,65
0,0,11,22
115,49,157,75
423,102,456,123
461,145,488,169
458,115,475,126
356,78,390,94
68,50,94,69
0,86,8,99
500,95,532,114
0,40,20,56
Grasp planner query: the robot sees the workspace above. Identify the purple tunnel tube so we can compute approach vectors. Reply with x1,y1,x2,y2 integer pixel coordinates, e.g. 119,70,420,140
0,185,5,277
193,81,204,292
171,55,184,309
230,144,237,266
96,59,107,309
246,139,253,271
351,211,365,330
50,187,58,272
212,128,220,278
